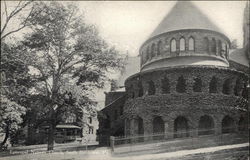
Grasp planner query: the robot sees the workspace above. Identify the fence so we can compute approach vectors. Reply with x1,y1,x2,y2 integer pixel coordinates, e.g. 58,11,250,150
110,127,249,154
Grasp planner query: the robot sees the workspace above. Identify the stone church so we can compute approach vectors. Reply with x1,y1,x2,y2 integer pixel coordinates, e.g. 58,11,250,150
98,1,249,145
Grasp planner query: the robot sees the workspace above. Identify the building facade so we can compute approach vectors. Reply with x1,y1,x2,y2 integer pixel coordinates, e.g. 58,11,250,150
98,1,249,145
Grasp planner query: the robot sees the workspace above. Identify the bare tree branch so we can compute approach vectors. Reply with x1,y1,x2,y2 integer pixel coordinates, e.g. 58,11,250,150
1,0,33,40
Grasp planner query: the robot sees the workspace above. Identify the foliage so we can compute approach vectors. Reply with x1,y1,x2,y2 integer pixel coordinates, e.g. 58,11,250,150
231,39,238,49
21,1,124,150
0,96,26,145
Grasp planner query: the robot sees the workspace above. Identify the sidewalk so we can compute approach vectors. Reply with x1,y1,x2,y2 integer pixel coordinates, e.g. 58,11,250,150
0,142,248,160
111,142,248,160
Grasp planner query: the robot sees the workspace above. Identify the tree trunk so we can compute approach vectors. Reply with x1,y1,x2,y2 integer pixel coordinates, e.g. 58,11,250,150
1,125,9,146
47,121,56,151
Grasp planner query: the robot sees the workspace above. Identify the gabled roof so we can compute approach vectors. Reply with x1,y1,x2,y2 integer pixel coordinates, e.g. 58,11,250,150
149,1,223,38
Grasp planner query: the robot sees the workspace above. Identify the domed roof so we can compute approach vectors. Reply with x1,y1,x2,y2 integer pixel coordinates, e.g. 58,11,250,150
149,1,223,38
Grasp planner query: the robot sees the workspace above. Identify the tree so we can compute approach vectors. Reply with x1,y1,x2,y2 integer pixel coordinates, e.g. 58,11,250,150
231,39,238,49
1,1,36,41
0,96,26,147
0,42,35,147
22,2,124,150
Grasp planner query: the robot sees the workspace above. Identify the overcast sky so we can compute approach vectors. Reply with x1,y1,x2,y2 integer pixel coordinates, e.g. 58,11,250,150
78,1,247,57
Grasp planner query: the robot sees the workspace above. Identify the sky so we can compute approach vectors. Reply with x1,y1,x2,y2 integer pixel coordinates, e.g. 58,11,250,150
76,1,247,104
77,1,247,57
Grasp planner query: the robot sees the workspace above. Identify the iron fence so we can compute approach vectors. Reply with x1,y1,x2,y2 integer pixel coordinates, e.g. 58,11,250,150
110,126,249,154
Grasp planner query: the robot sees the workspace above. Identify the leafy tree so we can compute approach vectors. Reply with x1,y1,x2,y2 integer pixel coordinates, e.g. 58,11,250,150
231,39,238,49
0,96,26,147
22,2,124,150
0,42,34,147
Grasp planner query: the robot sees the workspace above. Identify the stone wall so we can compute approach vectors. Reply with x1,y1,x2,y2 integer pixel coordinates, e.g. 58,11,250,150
98,92,126,145
124,66,248,139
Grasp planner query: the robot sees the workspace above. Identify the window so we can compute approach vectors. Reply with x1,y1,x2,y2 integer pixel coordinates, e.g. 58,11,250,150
222,79,231,95
157,41,163,55
151,43,156,58
180,37,185,51
170,38,176,52
148,81,155,95
188,37,194,51
222,43,226,57
176,76,186,93
209,77,218,93
204,37,209,52
218,40,222,56
211,38,216,54
161,77,170,94
89,127,94,134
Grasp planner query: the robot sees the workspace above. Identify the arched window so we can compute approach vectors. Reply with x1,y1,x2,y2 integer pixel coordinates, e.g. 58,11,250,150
222,116,235,133
157,41,163,55
211,38,216,54
161,77,170,94
180,37,185,51
209,77,218,93
138,82,143,97
218,40,222,57
176,76,186,93
153,116,164,140
148,81,155,95
222,43,226,57
193,78,202,92
222,79,231,95
198,115,214,135
174,116,189,138
151,43,156,58
188,37,194,51
170,38,176,52
204,37,209,52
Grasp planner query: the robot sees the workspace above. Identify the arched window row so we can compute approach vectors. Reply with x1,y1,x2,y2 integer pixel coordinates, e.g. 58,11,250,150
130,115,246,137
142,36,229,65
204,37,229,58
142,36,196,64
129,76,246,99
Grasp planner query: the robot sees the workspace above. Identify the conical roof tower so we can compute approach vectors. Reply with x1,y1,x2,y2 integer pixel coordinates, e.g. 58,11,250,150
140,1,230,72
149,1,223,39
